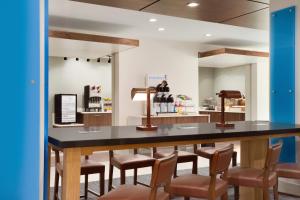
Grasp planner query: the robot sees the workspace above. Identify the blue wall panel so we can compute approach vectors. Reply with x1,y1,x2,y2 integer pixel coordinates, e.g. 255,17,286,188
0,1,41,199
44,1,49,199
270,6,296,163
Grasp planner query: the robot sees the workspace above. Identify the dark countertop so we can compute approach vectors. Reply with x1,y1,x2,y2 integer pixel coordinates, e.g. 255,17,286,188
48,121,300,148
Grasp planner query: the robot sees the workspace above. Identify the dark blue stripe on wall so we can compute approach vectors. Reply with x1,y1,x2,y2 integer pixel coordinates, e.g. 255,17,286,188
44,0,49,199
270,6,296,163
0,1,41,199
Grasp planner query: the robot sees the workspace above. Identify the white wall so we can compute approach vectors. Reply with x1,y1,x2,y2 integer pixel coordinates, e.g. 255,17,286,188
213,65,249,96
49,57,112,123
198,67,215,105
198,65,252,119
251,59,270,120
114,39,200,125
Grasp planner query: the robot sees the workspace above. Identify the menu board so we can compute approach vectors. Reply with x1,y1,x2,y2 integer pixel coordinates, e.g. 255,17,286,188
146,74,167,87
61,95,76,123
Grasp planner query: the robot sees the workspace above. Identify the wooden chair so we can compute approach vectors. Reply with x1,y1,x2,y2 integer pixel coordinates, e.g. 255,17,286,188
194,143,238,167
227,143,282,200
53,148,105,200
100,153,178,200
169,144,234,200
276,162,300,179
108,149,156,191
153,146,198,177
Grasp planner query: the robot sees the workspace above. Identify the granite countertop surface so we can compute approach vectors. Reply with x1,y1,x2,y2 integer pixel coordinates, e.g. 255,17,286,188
48,121,300,148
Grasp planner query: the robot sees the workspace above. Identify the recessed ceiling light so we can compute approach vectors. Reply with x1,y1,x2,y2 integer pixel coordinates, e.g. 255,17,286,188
205,33,212,37
158,27,165,31
149,18,157,22
187,2,199,7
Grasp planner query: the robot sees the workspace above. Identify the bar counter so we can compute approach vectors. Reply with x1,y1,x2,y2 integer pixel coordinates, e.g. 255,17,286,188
48,121,300,200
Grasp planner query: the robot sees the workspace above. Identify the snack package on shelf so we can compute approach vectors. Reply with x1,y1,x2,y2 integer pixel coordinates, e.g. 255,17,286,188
175,95,196,114
103,97,112,112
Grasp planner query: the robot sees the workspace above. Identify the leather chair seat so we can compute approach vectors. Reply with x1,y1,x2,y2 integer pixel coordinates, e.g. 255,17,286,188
111,154,155,169
154,150,197,162
56,158,105,175
276,163,300,179
169,174,228,198
227,167,277,187
99,183,169,200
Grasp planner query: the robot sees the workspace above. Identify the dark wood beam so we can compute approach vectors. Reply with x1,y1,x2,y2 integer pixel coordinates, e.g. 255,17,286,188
49,30,139,47
198,48,269,58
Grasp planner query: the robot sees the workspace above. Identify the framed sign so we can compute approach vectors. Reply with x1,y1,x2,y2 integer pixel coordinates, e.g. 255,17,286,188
55,94,77,124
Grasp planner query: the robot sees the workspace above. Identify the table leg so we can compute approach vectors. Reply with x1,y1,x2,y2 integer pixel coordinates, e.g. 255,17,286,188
61,148,81,200
240,139,268,200
47,145,51,200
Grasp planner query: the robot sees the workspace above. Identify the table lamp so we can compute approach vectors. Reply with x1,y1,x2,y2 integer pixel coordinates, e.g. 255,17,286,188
131,87,157,131
216,90,242,128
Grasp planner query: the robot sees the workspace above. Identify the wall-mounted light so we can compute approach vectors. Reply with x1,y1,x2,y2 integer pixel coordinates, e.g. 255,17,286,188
64,57,67,60
97,58,101,63
76,58,79,61
87,58,90,62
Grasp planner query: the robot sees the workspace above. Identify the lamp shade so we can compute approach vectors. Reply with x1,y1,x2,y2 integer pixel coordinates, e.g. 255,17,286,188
217,90,241,99
131,87,156,101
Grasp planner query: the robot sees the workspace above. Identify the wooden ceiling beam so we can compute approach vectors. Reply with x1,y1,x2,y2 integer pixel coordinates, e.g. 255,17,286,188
198,48,269,58
49,30,139,47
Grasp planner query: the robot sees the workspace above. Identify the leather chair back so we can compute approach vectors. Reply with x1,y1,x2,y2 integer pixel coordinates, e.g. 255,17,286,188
210,144,234,177
265,143,283,172
149,153,178,200
151,153,178,187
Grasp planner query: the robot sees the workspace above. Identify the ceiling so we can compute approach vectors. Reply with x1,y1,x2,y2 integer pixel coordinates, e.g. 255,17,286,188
72,0,270,30
49,0,268,47
198,53,268,68
49,0,269,59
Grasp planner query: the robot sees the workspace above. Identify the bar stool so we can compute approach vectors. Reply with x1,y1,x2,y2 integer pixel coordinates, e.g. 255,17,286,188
153,146,198,177
169,144,234,200
108,149,156,191
194,143,238,167
100,153,178,200
53,148,105,200
227,143,282,200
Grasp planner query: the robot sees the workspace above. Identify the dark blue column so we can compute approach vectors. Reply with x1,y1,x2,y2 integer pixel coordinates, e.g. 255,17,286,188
270,6,296,163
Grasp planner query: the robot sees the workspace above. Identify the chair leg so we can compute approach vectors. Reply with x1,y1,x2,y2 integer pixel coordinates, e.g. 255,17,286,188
234,186,239,200
133,168,138,185
192,159,198,174
53,172,59,200
108,164,113,191
232,151,237,167
100,172,105,196
174,163,178,178
221,192,228,200
120,169,126,185
84,174,88,199
263,187,270,200
273,182,279,200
